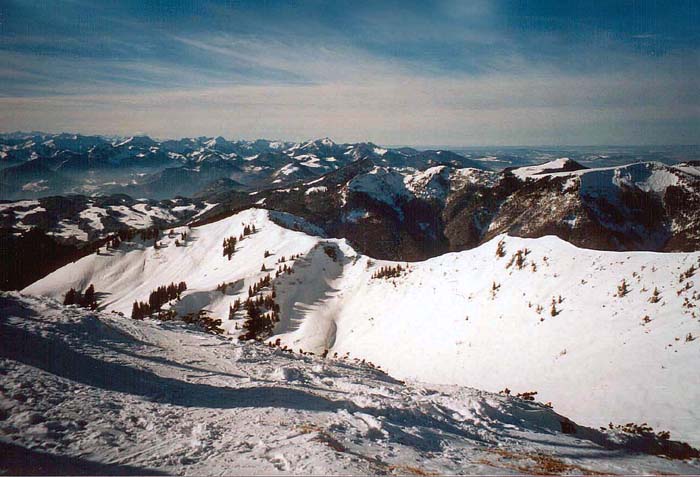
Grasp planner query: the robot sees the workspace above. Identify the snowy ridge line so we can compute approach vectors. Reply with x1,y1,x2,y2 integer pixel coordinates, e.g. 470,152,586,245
1,292,699,475
21,208,700,449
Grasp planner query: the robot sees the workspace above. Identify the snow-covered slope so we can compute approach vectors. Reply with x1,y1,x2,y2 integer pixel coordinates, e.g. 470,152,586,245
23,209,700,449
274,234,700,448
512,159,693,192
2,293,698,475
511,158,587,180
24,209,323,323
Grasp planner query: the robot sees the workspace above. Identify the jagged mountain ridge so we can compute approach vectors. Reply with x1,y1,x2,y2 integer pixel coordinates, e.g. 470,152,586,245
213,158,700,259
1,158,698,293
0,133,484,200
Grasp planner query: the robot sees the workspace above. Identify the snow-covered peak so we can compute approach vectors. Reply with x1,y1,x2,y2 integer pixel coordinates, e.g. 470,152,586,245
268,140,286,150
342,142,380,161
114,135,157,148
510,160,699,198
403,165,450,201
348,165,458,205
612,162,680,193
571,161,696,197
204,136,228,148
347,166,410,205
192,150,237,163
288,137,340,156
317,137,336,147
511,158,586,180
451,167,500,189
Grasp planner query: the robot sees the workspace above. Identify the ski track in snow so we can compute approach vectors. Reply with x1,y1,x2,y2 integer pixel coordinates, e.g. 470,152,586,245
1,293,699,475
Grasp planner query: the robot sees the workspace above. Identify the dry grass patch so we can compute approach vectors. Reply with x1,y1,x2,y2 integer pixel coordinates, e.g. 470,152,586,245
482,448,607,475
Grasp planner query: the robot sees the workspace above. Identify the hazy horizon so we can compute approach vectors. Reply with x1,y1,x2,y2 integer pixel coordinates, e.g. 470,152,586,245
1,1,698,145
4,129,700,150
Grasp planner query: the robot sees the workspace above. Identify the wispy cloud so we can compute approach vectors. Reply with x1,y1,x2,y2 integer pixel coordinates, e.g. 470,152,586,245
0,0,698,144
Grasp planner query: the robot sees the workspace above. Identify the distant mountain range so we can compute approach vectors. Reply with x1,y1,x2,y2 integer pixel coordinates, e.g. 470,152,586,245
0,133,484,200
246,157,700,259
1,132,699,289
2,132,697,201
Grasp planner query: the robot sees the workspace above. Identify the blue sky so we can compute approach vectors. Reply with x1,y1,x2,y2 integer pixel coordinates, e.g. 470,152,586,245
1,0,698,145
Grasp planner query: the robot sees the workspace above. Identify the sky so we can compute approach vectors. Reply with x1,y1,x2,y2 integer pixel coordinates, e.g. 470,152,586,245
0,0,698,145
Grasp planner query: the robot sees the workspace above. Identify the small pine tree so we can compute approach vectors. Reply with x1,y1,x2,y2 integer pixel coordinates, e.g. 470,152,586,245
83,284,97,309
495,239,506,258
64,288,78,306
490,281,500,299
617,279,629,297
550,299,559,317
649,287,661,303
131,301,142,320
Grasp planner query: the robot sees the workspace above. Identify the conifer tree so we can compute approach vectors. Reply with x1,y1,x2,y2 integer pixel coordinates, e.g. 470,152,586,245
83,284,97,309
131,301,142,320
64,288,78,306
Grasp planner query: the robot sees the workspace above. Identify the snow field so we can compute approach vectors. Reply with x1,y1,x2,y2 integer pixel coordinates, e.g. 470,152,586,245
23,208,700,448
303,236,700,447
2,293,698,475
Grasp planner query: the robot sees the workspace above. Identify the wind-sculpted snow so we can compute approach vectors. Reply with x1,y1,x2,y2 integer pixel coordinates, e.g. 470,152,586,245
1,293,698,475
22,208,700,450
